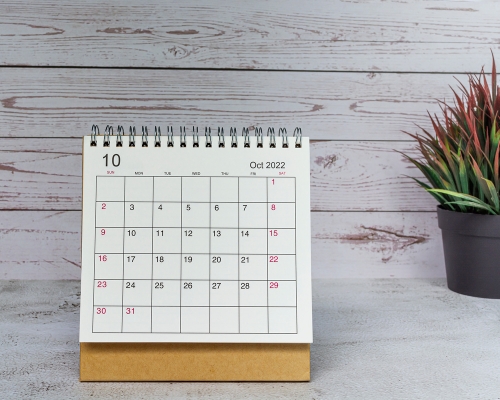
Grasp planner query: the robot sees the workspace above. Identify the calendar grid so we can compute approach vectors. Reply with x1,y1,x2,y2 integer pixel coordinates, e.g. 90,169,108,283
121,177,126,333
92,176,298,335
295,179,298,333
93,252,296,255
150,178,154,333
208,177,211,333
237,177,240,333
92,177,97,333
92,278,298,282
266,177,269,333
179,177,183,333
95,201,296,204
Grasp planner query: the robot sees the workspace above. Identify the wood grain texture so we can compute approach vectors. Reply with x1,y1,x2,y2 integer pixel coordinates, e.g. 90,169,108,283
0,211,82,279
0,211,444,280
0,68,466,140
0,139,81,210
0,0,499,71
313,211,444,279
0,139,437,211
310,141,436,212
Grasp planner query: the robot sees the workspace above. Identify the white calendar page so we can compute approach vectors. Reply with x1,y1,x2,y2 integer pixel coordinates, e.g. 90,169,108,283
80,135,312,343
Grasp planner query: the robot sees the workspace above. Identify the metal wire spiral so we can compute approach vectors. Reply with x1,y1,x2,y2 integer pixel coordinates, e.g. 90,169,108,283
89,125,303,148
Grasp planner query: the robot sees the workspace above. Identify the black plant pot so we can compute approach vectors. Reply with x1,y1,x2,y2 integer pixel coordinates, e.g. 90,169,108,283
437,205,500,299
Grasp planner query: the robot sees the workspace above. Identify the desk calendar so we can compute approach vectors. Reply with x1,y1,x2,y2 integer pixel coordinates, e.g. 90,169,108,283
80,127,312,345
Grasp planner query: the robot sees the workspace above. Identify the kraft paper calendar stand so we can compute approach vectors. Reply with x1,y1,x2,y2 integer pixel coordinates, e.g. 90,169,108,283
79,146,310,382
80,343,310,381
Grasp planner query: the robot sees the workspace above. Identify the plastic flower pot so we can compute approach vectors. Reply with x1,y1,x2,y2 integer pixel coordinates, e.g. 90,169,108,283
437,205,500,299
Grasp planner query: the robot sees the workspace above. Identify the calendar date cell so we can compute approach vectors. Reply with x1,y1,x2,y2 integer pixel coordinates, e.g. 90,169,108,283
125,177,153,202
123,228,153,253
211,177,238,202
152,253,181,279
96,177,124,202
210,254,238,280
239,178,267,202
268,202,295,229
152,228,182,253
95,228,123,253
181,254,209,280
210,203,238,228
267,255,296,280
210,307,239,333
93,306,122,333
152,280,181,306
239,307,268,333
182,202,210,227
269,307,297,333
95,201,124,227
239,254,267,281
122,306,152,332
267,229,295,254
181,307,209,333
210,228,238,254
239,280,268,306
182,177,210,202
181,280,209,306
152,307,181,333
154,177,181,202
268,280,296,307
209,281,238,306
94,253,123,280
182,228,209,253
123,253,152,279
267,178,295,203
125,202,153,227
122,280,152,306
153,202,181,227
238,203,267,229
239,229,267,254
93,279,122,306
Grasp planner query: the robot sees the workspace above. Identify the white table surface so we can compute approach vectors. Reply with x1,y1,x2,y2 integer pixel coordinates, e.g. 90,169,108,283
1,279,499,399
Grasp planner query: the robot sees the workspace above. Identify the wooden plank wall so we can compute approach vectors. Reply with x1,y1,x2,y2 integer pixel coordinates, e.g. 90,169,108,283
1,0,498,279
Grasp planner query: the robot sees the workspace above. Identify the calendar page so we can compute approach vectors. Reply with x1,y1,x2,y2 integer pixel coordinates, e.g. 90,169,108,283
80,133,312,343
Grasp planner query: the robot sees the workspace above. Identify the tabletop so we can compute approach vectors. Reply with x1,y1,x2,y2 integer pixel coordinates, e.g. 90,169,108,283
1,278,500,399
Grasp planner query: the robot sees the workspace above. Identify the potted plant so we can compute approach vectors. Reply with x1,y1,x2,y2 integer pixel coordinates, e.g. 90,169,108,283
403,57,500,299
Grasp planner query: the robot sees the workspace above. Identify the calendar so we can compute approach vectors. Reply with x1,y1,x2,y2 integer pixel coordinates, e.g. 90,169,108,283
79,127,312,343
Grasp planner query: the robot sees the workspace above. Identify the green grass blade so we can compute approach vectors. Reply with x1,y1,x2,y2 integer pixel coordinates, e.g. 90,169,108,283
482,177,500,212
428,189,497,214
444,200,497,215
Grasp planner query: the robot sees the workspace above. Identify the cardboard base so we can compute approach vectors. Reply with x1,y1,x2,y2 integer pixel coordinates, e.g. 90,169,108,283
80,343,310,381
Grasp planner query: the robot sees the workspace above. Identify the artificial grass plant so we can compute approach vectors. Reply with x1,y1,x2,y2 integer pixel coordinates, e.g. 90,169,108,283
403,56,500,215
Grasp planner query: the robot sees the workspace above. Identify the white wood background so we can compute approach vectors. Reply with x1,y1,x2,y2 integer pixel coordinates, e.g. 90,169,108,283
2,0,496,279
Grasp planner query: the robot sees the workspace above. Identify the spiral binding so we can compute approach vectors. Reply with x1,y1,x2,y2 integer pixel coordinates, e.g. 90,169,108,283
240,127,249,148
230,127,238,148
294,127,302,148
205,127,212,148
116,126,124,147
103,125,112,147
218,127,225,148
192,126,199,147
267,127,276,148
88,125,303,148
90,125,99,146
255,127,263,148
279,128,288,148
141,126,149,147
180,126,187,147
129,126,136,147
154,126,161,147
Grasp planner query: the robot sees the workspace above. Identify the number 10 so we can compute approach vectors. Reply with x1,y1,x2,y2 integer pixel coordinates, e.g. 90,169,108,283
103,154,121,167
